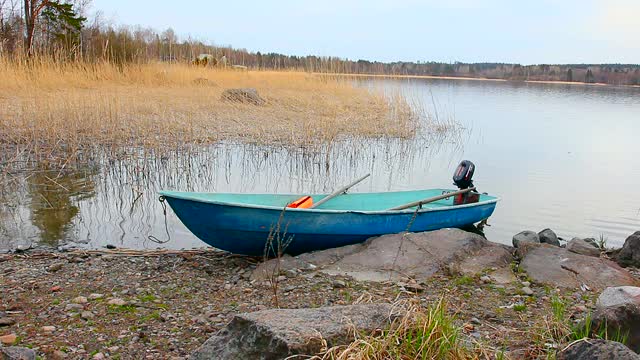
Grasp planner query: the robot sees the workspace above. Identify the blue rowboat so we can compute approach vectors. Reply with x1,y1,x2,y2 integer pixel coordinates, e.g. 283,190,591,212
159,189,499,256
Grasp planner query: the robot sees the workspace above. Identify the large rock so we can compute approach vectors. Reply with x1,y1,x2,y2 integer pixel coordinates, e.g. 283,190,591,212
455,245,516,284
512,230,540,248
250,244,366,281
539,228,561,246
592,286,640,353
567,238,601,257
221,88,266,105
191,304,395,360
519,243,637,290
319,229,513,282
557,339,639,360
251,229,514,283
616,232,640,268
0,347,36,360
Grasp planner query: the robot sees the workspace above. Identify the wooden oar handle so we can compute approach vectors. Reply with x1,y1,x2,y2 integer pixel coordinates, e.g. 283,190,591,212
387,187,476,211
309,173,371,209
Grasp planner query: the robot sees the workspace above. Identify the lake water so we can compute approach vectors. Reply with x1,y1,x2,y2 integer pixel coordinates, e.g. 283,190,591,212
2,78,639,251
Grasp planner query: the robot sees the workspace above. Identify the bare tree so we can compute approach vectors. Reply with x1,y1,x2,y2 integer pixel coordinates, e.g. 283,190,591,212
24,0,50,55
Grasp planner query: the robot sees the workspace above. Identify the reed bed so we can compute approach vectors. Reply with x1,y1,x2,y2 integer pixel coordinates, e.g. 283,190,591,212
0,58,418,164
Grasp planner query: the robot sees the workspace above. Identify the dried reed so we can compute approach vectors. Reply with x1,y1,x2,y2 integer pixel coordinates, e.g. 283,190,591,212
0,58,419,163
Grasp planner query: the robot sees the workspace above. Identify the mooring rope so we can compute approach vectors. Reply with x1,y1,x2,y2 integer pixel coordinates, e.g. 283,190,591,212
147,195,171,244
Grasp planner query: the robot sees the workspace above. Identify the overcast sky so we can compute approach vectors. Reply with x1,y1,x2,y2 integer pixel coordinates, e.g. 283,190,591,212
90,0,639,65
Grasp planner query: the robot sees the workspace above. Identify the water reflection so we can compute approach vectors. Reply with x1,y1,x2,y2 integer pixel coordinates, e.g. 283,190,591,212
27,167,96,245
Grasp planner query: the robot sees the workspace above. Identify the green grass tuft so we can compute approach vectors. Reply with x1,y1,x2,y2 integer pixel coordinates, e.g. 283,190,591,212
454,275,474,286
317,297,475,359
513,304,527,312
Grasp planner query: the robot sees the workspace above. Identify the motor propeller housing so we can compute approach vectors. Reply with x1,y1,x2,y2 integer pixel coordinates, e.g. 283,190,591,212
453,160,475,190
452,160,479,205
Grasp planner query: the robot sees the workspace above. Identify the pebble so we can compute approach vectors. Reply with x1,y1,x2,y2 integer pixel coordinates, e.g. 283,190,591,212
48,263,64,272
42,325,56,332
51,350,68,359
107,298,127,306
521,281,531,287
480,275,492,283
89,293,104,300
72,296,88,304
403,282,425,292
276,275,287,282
0,333,17,345
81,311,95,320
160,312,176,322
65,303,84,311
470,317,481,325
92,353,105,359
521,286,534,296
191,316,209,325
0,317,15,326
50,286,62,292
332,280,347,288
573,305,588,313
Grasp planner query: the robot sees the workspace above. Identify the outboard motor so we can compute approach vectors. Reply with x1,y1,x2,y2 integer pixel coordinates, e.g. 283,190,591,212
452,160,479,205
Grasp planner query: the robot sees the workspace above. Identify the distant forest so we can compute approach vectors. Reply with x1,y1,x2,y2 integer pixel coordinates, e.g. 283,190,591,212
2,0,640,85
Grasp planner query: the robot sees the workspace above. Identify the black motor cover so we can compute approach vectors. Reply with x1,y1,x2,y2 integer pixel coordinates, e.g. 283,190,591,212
453,160,475,189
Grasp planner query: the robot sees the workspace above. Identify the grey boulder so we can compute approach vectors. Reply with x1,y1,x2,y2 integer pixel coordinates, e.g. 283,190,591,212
557,339,639,360
513,230,540,248
539,228,561,246
191,304,395,360
251,229,514,283
319,229,512,282
0,347,36,360
518,243,637,290
615,231,640,268
567,238,601,257
592,286,640,353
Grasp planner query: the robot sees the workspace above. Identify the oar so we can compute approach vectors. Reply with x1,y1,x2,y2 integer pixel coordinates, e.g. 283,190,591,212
309,173,371,209
386,187,476,211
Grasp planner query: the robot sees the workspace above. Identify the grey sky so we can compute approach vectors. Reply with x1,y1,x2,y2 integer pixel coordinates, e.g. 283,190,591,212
91,0,639,65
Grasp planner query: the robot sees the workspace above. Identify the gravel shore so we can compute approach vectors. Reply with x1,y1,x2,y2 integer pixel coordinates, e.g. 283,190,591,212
0,249,611,359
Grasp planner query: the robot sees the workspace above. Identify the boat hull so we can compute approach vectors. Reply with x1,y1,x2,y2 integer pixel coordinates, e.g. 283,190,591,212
161,194,497,256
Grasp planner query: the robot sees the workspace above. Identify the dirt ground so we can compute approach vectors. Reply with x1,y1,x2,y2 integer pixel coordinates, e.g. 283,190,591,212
0,249,602,359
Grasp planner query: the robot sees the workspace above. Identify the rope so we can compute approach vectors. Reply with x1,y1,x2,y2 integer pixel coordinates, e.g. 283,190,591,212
148,195,171,244
390,204,422,280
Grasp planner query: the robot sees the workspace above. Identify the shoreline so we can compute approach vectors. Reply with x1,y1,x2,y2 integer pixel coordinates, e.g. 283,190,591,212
2,229,639,358
318,72,640,88
0,247,584,358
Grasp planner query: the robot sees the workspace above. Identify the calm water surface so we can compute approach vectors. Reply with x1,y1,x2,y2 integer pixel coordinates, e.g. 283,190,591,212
2,78,639,251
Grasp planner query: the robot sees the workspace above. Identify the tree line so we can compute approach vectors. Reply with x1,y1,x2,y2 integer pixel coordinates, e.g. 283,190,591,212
2,0,639,85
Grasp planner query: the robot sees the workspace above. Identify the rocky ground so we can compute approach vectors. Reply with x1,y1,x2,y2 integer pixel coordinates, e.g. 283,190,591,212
1,229,639,359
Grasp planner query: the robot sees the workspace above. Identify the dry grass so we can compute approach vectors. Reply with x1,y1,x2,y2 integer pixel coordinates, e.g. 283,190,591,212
0,58,418,160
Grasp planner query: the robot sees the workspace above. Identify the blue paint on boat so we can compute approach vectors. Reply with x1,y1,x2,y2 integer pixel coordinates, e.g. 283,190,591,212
159,189,499,256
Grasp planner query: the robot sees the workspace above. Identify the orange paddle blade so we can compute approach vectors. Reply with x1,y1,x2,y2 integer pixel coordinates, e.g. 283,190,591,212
287,195,313,208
